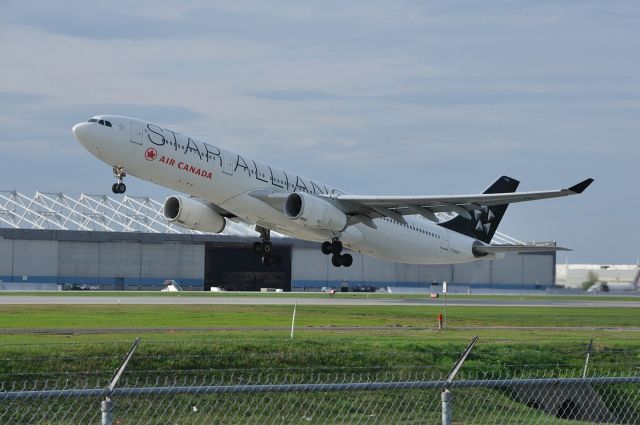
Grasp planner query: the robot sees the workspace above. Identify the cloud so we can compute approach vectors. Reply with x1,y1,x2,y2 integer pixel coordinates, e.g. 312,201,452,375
90,104,204,124
0,101,204,157
8,1,376,45
8,3,195,40
0,91,46,104
247,85,640,107
247,90,342,102
0,91,47,115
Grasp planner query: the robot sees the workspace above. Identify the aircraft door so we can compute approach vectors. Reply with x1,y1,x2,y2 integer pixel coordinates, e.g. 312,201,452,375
222,151,234,175
130,122,143,145
440,230,450,250
116,120,130,141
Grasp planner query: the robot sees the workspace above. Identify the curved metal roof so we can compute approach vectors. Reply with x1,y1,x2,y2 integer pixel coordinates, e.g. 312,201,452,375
0,190,523,244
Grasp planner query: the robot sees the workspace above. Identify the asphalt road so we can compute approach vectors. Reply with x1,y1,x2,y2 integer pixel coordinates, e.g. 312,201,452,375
0,296,639,308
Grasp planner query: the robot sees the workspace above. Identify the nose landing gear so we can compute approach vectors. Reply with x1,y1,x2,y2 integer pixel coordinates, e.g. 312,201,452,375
321,238,353,267
111,166,127,194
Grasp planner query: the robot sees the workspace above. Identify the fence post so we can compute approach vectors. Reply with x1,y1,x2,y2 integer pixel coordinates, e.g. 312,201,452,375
108,337,141,390
582,339,594,378
101,337,140,425
101,397,113,425
441,336,478,425
441,389,452,425
290,302,297,340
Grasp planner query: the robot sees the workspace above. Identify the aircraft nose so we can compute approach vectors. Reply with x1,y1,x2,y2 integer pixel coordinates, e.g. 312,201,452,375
72,122,91,143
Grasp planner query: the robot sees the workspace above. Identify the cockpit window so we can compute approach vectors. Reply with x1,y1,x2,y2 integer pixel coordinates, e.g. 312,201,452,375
89,118,112,127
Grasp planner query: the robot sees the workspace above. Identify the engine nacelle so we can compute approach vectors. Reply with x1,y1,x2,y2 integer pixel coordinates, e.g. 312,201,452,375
472,240,505,260
284,192,347,232
163,196,226,233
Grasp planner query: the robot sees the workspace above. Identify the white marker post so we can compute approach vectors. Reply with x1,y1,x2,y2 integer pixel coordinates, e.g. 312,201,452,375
290,302,297,340
442,281,447,330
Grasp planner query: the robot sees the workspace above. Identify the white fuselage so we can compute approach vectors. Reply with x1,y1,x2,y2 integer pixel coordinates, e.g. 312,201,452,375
73,115,493,265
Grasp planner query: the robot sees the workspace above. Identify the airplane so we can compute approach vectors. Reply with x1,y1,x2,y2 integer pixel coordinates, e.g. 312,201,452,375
587,269,640,293
72,115,593,268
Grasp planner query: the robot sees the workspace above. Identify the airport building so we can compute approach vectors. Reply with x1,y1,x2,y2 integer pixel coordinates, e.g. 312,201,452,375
556,263,640,289
0,191,557,292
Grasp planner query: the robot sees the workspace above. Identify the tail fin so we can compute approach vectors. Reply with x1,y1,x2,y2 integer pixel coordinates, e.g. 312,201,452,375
439,176,519,243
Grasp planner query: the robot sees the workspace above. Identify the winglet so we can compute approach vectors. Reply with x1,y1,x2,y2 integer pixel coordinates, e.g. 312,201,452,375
568,178,594,194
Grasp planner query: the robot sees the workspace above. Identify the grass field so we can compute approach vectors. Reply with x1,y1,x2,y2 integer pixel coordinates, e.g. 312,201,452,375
1,303,639,330
1,299,639,424
1,303,639,359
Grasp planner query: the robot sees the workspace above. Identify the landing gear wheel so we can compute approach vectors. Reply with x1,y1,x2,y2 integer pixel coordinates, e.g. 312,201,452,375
331,254,343,267
255,226,273,262
341,253,353,267
331,240,343,255
112,166,127,195
321,241,333,255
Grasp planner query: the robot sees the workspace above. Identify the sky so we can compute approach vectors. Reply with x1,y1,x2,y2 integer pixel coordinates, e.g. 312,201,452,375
0,1,638,264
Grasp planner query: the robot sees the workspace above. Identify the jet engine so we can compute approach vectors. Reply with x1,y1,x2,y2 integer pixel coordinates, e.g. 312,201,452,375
284,192,347,232
163,196,226,233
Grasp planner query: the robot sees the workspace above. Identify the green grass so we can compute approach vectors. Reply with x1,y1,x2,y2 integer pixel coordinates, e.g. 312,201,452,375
1,304,639,330
1,304,639,373
1,302,639,424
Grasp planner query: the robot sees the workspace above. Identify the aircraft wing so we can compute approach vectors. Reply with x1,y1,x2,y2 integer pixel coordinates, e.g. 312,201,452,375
248,189,289,211
322,178,593,222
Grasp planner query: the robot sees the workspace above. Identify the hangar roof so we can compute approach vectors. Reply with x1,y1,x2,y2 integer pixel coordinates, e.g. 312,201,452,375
0,190,253,236
0,190,524,245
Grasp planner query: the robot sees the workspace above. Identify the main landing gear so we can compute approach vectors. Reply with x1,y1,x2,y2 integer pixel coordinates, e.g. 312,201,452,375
321,238,353,268
253,226,281,266
111,166,127,194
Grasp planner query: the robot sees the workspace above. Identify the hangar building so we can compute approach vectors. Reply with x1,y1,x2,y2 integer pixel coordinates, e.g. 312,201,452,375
0,191,556,292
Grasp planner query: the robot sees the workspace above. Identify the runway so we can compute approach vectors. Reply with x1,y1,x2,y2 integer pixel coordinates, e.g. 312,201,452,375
0,295,639,308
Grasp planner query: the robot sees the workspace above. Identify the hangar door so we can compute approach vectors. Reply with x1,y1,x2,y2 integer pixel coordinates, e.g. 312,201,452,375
205,244,291,291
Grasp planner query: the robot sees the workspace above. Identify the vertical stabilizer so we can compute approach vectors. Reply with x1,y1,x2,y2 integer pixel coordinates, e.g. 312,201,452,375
439,176,519,243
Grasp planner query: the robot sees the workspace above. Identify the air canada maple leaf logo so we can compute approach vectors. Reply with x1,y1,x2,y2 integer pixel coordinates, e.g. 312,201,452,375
144,148,157,161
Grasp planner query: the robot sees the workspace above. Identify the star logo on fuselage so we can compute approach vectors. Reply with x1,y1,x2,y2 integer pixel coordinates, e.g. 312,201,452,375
144,148,158,161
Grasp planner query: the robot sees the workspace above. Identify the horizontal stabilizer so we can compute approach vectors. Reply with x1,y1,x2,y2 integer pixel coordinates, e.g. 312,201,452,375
474,244,571,255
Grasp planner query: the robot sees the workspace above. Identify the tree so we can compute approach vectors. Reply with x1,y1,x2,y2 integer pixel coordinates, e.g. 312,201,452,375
581,270,599,291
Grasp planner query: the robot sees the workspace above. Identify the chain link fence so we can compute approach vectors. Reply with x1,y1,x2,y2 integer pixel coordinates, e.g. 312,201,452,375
1,340,639,424
1,371,639,424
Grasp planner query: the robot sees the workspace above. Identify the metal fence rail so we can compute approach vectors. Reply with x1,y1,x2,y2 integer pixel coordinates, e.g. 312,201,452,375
4,375,639,399
1,374,639,424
